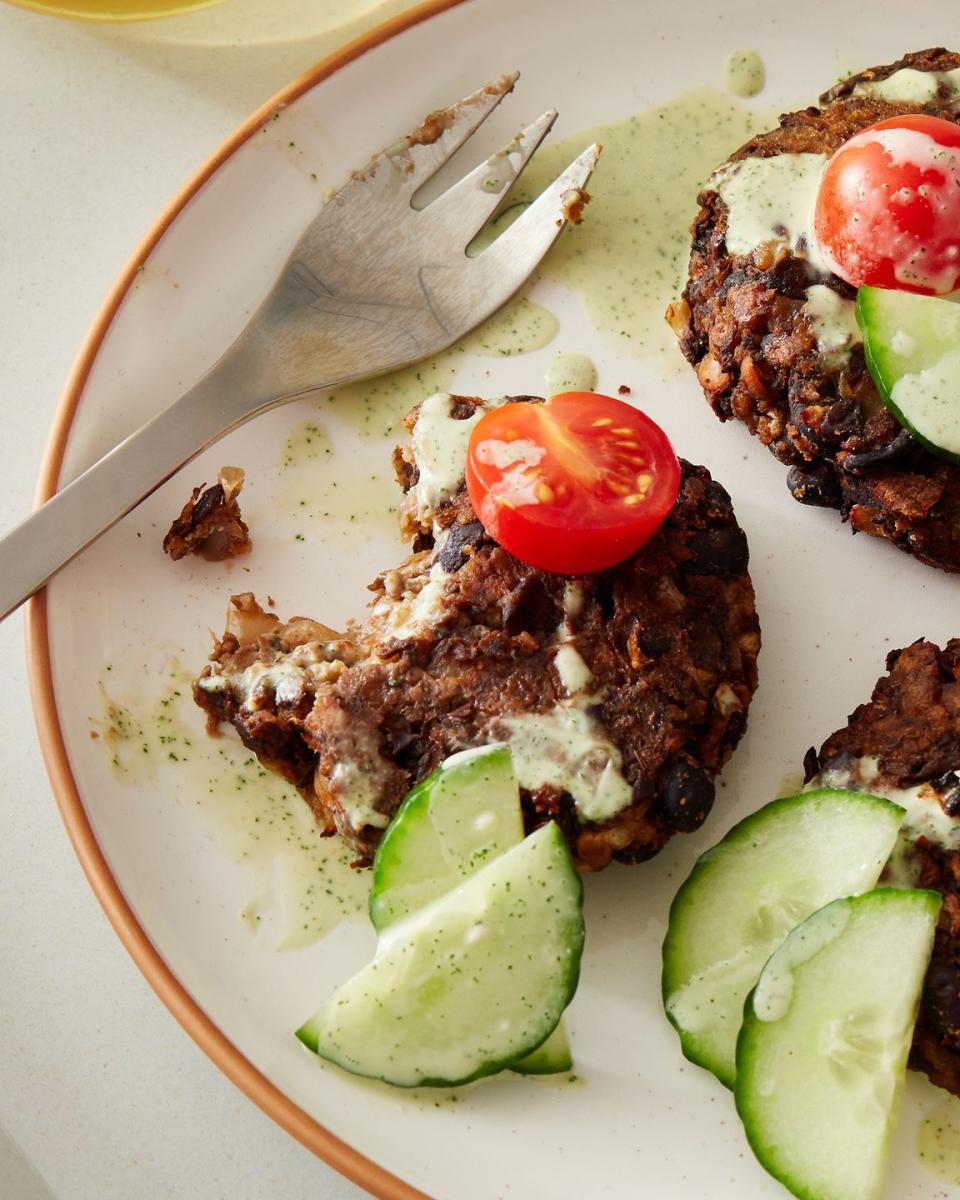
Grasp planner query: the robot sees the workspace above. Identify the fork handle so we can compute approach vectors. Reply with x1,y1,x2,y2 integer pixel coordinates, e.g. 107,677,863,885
0,364,264,622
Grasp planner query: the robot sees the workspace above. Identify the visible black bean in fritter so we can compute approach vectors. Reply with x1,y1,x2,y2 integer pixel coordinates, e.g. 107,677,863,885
705,478,734,511
612,842,662,865
683,526,749,577
788,400,826,452
760,255,814,300
932,770,960,817
769,436,805,466
841,428,916,473
657,759,716,832
192,482,226,524
502,575,562,635
637,626,671,659
924,956,960,1045
820,393,863,442
720,708,746,752
437,520,485,572
787,463,842,507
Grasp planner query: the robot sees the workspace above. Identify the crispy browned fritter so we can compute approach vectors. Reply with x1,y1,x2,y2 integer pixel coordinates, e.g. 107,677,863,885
675,49,960,572
194,397,760,871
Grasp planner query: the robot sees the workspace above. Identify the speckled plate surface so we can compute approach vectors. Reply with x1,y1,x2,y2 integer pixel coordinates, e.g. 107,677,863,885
28,1,960,1197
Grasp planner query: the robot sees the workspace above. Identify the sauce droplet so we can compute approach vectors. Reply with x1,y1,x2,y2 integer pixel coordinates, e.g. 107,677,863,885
544,352,598,394
723,49,766,98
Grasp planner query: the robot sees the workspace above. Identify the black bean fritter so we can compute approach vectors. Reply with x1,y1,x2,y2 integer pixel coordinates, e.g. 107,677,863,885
675,48,960,572
806,638,960,1098
194,397,760,872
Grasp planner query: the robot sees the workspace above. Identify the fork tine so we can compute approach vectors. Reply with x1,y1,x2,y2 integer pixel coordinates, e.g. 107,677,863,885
474,141,602,274
380,72,521,194
421,108,559,244
418,142,601,338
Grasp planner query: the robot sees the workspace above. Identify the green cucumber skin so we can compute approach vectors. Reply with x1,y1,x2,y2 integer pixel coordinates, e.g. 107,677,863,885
368,745,518,931
368,770,433,930
368,746,572,1075
661,788,905,1090
296,984,573,1080
856,287,960,466
295,1019,574,1090
509,1023,573,1075
295,1011,575,1088
734,889,942,1200
295,1023,320,1054
298,823,585,1089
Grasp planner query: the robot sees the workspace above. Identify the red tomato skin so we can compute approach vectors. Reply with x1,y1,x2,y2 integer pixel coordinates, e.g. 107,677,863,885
465,392,681,575
814,115,960,294
467,489,658,574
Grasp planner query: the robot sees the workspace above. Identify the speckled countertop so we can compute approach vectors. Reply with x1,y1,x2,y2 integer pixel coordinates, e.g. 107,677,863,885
0,3,416,1196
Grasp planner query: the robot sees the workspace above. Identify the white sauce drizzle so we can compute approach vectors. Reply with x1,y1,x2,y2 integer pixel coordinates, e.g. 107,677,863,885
554,645,594,695
472,434,547,509
666,942,761,1035
814,756,960,887
852,66,960,104
803,284,862,358
891,350,960,456
709,153,833,274
329,757,391,831
496,703,634,824
554,582,593,695
723,49,766,99
490,578,633,825
197,655,340,710
379,561,451,642
474,438,545,471
884,779,960,852
752,903,851,1023
411,393,492,524
891,329,917,356
544,351,598,394
563,581,585,618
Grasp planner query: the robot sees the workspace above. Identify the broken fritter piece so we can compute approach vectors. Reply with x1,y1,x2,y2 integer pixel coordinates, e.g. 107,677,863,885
163,466,251,562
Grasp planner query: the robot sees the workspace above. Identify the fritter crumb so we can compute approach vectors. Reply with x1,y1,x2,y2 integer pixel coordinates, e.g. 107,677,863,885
163,466,251,563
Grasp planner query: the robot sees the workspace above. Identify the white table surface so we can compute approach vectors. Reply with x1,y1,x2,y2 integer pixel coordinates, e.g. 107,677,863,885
0,3,422,1196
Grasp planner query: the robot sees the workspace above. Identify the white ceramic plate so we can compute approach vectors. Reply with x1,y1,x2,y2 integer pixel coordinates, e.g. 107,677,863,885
29,2,960,1197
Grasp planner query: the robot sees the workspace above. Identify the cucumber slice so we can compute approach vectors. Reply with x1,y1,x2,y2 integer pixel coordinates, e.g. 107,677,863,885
662,789,904,1088
509,1021,572,1075
736,889,941,1200
369,745,523,932
371,745,570,1075
857,285,960,463
297,823,584,1088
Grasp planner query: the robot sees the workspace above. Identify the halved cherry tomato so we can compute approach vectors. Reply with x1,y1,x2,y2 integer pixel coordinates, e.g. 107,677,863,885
814,114,960,294
465,392,680,574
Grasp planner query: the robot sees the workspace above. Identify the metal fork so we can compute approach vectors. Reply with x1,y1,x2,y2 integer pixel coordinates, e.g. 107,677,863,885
0,75,599,621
